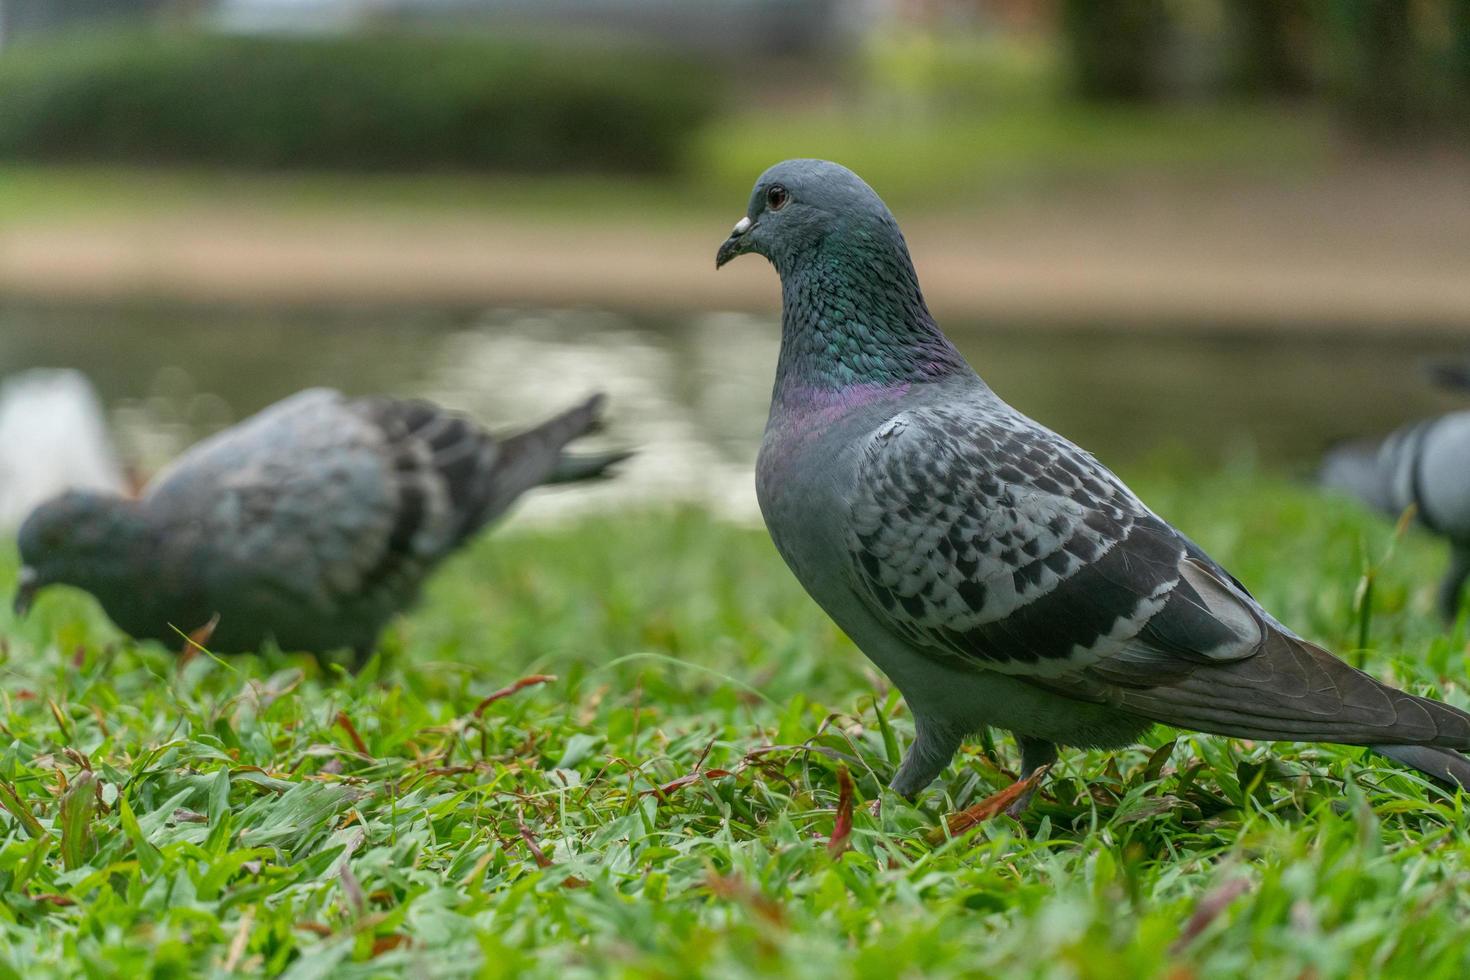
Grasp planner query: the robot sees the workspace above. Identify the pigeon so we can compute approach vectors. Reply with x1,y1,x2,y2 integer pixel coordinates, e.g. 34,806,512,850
716,158,1470,808
14,389,628,662
1423,359,1470,392
1320,412,1470,623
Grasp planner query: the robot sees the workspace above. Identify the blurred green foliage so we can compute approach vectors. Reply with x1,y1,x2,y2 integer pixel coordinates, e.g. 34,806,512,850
1319,0,1470,134
861,30,1063,112
1055,0,1470,137
1060,0,1170,101
0,31,721,174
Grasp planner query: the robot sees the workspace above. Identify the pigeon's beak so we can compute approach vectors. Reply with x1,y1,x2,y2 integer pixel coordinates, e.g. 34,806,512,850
12,566,39,619
715,216,753,269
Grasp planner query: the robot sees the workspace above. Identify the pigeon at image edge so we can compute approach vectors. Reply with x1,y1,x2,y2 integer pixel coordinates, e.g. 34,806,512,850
718,158,1470,809
1321,412,1470,623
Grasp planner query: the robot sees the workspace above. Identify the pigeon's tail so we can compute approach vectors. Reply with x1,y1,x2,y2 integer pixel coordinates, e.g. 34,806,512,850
1114,624,1470,766
546,448,635,485
358,392,625,549
463,393,626,532
1372,744,1470,788
1318,436,1398,516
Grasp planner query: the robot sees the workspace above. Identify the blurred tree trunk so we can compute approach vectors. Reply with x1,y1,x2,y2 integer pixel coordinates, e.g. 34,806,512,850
1453,0,1470,113
1227,0,1314,97
1334,0,1416,133
1058,0,1169,101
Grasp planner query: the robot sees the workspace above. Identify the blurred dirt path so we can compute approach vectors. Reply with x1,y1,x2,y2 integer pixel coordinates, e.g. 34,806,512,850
4,162,1469,331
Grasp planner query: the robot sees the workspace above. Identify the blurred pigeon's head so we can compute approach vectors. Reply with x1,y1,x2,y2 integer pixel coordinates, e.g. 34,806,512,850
716,159,902,275
14,490,136,617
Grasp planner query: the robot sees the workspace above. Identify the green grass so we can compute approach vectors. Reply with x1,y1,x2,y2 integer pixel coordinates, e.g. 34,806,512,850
3,467,1470,977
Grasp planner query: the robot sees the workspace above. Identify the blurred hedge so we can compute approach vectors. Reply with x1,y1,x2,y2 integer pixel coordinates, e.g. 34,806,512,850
0,32,721,173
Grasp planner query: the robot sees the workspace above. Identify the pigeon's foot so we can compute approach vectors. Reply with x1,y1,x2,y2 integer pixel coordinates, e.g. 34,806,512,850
349,647,373,675
1437,547,1470,626
889,718,964,799
1004,736,1058,817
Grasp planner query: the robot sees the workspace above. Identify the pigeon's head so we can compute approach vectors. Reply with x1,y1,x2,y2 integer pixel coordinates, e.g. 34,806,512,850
715,159,900,274
14,490,136,617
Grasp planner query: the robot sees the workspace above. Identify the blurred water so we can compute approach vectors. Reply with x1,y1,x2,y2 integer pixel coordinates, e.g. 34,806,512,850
2,300,1467,522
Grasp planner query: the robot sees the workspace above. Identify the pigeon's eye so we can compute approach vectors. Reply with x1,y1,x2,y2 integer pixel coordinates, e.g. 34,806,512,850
765,184,790,212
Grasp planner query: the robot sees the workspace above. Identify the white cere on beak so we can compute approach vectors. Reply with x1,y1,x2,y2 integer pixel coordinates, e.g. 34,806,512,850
731,216,752,236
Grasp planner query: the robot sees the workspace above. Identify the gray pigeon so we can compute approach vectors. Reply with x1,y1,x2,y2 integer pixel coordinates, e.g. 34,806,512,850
1424,360,1470,392
1321,413,1470,623
717,159,1470,807
13,390,627,662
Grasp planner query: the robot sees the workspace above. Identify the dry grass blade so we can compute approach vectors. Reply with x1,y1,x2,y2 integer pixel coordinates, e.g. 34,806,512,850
517,814,553,869
335,711,371,757
473,674,556,717
929,766,1050,844
31,894,76,907
370,934,412,957
339,861,366,917
827,765,854,858
222,907,254,973
179,613,220,666
706,872,785,927
294,922,333,938
1171,878,1252,953
47,699,72,742
514,812,589,887
642,768,735,799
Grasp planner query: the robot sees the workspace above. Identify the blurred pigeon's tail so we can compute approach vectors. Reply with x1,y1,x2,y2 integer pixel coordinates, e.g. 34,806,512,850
1318,437,1397,516
1425,359,1470,392
547,448,635,484
358,391,628,551
472,393,629,525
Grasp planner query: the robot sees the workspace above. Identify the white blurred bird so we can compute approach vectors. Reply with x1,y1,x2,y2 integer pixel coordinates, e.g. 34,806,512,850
0,370,127,529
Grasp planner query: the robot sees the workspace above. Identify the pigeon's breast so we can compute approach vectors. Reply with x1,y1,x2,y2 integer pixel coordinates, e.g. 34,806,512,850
1414,414,1470,538
756,387,909,594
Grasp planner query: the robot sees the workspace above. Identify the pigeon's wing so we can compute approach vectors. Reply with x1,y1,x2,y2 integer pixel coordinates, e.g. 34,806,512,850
143,390,414,614
847,405,1470,747
351,391,614,545
144,390,614,615
846,405,1218,677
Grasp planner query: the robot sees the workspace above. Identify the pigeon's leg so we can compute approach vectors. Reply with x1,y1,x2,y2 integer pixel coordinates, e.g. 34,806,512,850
348,646,374,675
890,717,963,799
1003,736,1057,818
1437,546,1470,625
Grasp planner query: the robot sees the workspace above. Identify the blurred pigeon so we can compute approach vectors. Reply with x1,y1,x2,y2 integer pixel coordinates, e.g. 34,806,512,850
717,159,1470,807
1321,413,1470,623
0,370,126,528
1423,359,1470,392
14,389,627,662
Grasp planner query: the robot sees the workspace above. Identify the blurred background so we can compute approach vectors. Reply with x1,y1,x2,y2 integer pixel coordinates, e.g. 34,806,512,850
3,0,1470,521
